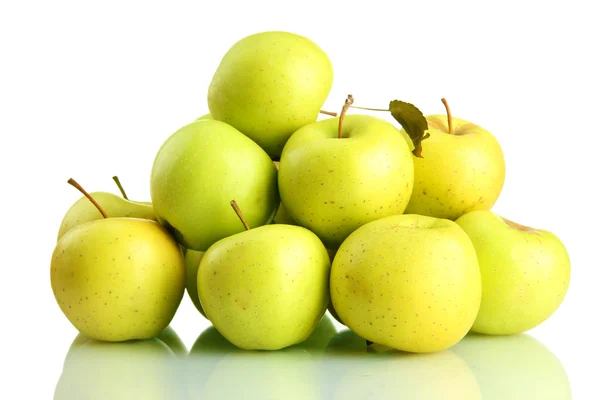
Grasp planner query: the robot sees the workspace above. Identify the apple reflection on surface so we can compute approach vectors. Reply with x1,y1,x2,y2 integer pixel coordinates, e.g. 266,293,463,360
451,333,571,400
187,315,337,399
54,327,186,400
324,330,481,400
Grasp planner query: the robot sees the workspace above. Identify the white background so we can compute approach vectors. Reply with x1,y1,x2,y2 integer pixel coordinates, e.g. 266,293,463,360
1,0,598,398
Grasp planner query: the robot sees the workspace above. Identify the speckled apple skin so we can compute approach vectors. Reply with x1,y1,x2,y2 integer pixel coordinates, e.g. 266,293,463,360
279,115,414,249
330,214,481,353
198,224,331,350
51,218,186,341
208,31,334,158
455,210,570,335
404,115,505,220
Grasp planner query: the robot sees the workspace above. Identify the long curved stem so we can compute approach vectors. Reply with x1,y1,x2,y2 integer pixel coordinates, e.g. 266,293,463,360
68,178,108,218
112,176,128,199
230,200,250,230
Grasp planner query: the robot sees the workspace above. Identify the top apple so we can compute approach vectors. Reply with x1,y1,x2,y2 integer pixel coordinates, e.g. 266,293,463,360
208,31,334,159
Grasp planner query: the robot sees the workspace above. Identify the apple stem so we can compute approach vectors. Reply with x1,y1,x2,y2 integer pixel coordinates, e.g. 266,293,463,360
319,109,338,117
67,178,108,218
338,94,354,139
349,105,389,112
230,200,250,231
441,98,453,135
112,176,128,199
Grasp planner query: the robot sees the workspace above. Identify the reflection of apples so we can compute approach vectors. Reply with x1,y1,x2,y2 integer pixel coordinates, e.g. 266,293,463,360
188,325,325,398
55,331,184,399
455,210,570,334
324,330,480,399
451,333,571,399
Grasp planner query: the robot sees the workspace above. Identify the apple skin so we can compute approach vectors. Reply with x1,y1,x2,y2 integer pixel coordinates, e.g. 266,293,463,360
451,333,571,399
150,119,279,251
404,115,505,220
330,214,481,353
197,224,331,350
455,211,570,335
208,31,333,158
57,192,156,240
279,115,414,249
184,250,206,318
51,218,186,342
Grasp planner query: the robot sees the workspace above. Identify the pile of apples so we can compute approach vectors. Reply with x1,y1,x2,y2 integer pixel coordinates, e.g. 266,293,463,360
51,31,570,353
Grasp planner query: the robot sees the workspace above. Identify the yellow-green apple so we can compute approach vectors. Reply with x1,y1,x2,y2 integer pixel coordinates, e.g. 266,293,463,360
404,99,505,220
208,31,333,158
452,333,571,399
278,114,414,249
150,119,279,251
330,214,481,353
51,186,185,342
455,210,570,334
197,201,331,350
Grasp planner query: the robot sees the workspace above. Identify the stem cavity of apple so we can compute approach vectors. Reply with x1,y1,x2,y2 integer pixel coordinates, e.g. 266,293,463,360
441,98,453,135
338,94,354,139
67,178,108,218
230,200,250,231
112,176,128,199
319,109,338,117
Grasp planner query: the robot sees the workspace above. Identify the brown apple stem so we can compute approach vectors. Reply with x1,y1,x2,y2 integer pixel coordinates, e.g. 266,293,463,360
319,109,338,117
112,176,128,199
441,98,453,134
67,178,108,218
230,200,250,231
349,105,389,112
338,94,354,139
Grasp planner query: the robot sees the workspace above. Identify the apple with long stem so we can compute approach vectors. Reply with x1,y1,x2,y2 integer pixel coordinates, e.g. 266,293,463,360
51,179,185,342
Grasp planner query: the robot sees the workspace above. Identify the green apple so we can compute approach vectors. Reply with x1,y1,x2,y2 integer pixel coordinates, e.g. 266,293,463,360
51,217,186,341
184,249,206,317
57,191,156,240
330,214,481,353
279,114,414,249
455,210,570,334
404,100,505,220
452,333,571,399
208,31,334,158
290,315,337,355
198,206,331,350
55,334,182,399
150,119,279,251
272,161,297,225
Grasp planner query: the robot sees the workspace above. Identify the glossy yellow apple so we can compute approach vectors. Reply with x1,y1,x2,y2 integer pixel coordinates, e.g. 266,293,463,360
51,218,186,341
404,100,505,220
455,211,570,334
331,214,481,352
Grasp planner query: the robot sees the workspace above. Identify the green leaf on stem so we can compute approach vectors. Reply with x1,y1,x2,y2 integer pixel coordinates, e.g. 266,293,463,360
389,100,430,158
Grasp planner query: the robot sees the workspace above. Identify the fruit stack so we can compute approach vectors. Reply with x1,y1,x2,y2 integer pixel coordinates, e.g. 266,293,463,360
50,31,570,353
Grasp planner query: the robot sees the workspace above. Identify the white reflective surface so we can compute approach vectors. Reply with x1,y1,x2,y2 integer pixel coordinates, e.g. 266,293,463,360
53,316,571,399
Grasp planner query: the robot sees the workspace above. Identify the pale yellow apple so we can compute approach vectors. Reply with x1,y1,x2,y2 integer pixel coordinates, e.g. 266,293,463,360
455,211,570,335
330,214,481,353
404,113,505,220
